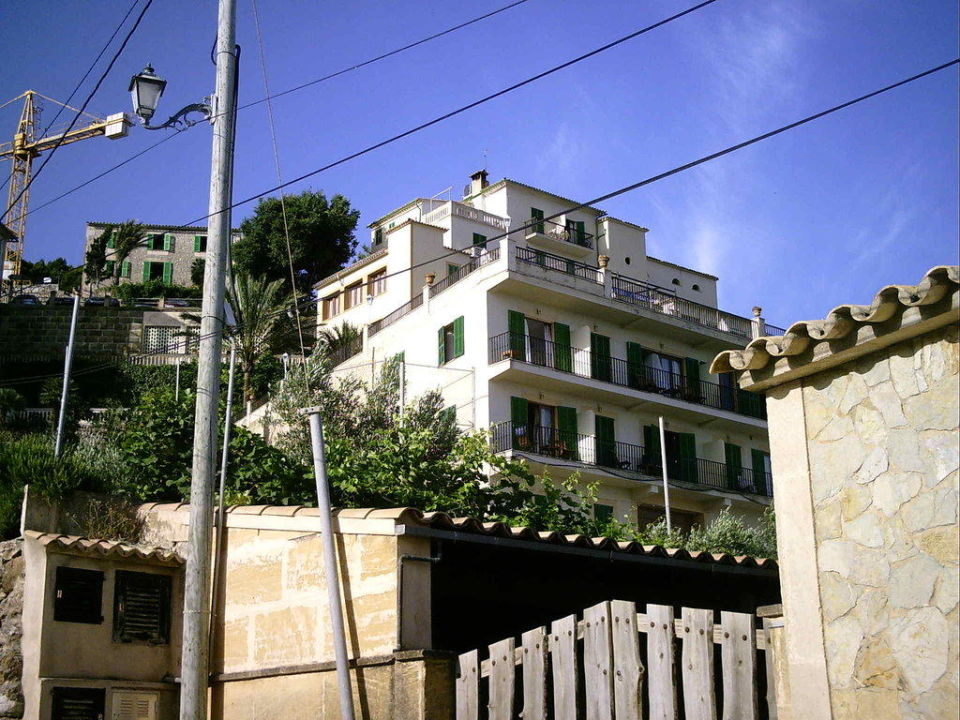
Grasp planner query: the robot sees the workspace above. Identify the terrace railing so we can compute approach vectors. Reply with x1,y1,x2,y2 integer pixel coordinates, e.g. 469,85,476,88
515,246,603,283
525,217,594,249
491,422,773,497
326,335,364,366
368,293,424,337
489,332,767,421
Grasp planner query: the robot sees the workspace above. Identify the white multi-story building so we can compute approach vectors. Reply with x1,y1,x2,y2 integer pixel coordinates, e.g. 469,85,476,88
315,172,781,528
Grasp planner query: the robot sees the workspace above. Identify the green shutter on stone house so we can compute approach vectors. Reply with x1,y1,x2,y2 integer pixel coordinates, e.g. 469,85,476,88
553,322,571,372
193,235,202,252
595,414,616,467
121,261,131,278
556,406,578,460
163,234,174,251
752,449,768,495
510,396,529,450
678,432,698,482
142,262,151,282
531,208,544,234
508,310,526,361
452,316,464,358
162,262,173,285
590,332,611,381
725,442,742,489
105,260,115,276
437,326,446,365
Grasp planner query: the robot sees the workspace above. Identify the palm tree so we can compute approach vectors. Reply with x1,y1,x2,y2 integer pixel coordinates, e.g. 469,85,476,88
83,230,110,293
316,321,362,363
108,220,146,282
84,221,146,293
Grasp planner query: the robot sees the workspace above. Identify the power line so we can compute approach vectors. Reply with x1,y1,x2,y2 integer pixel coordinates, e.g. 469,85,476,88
21,0,538,222
1,0,155,224
0,0,143,195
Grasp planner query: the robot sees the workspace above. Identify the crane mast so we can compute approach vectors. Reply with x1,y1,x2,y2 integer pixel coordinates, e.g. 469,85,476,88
0,90,128,280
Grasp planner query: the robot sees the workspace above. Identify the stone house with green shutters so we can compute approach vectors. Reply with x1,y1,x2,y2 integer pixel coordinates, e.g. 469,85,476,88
82,222,241,293
310,171,779,528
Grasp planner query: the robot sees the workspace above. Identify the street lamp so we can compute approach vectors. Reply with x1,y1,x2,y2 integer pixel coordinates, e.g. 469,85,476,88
128,65,211,130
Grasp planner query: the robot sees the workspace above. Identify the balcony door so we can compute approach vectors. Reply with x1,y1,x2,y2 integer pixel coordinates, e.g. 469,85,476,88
525,318,553,367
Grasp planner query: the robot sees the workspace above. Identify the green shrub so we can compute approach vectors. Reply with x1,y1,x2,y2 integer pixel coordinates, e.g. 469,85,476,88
113,280,202,299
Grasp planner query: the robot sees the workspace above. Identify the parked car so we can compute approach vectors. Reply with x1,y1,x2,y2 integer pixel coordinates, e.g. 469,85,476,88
163,298,192,307
10,294,40,305
47,296,76,306
83,296,120,307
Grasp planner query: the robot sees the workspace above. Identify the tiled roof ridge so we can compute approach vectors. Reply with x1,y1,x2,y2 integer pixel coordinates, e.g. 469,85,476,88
24,530,183,564
710,265,959,377
141,503,777,569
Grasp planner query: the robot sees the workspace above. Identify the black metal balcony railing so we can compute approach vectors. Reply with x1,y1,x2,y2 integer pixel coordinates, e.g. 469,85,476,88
515,246,603,284
526,217,594,249
491,422,773,497
327,335,363,366
489,332,766,420
429,246,501,297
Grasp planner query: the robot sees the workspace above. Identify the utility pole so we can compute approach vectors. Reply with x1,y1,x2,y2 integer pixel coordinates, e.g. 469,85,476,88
53,292,80,457
180,0,238,716
658,416,672,533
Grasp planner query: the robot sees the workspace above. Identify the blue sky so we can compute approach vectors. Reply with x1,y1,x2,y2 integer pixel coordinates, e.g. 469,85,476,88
0,0,957,327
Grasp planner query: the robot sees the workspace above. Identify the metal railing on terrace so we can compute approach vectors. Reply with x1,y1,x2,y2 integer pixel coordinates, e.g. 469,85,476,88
525,217,594,249
326,335,364,366
488,332,767,420
490,421,773,496
367,248,500,338
763,323,787,336
514,246,603,283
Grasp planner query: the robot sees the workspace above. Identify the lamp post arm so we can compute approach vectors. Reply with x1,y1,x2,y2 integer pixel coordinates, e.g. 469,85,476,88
141,101,212,130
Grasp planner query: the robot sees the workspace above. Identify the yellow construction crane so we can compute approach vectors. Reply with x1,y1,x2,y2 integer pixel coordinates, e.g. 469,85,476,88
0,90,128,279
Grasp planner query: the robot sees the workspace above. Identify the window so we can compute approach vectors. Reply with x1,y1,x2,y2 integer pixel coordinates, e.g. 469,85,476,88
472,232,487,248
643,426,697,482
344,282,363,309
437,316,464,364
530,208,544,234
594,504,614,523
145,233,163,251
322,293,340,319
141,261,172,283
367,269,386,297
692,284,700,291
51,687,105,720
193,235,207,252
144,326,182,354
53,566,104,624
644,350,683,392
671,278,681,286
595,414,617,468
637,505,703,533
373,227,384,245
113,570,172,644
590,332,612,382
120,261,131,278
565,219,587,245
105,260,115,277
525,318,553,367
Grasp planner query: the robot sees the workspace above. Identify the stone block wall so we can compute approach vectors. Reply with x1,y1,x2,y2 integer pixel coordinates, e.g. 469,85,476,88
798,323,958,717
0,540,24,720
0,305,143,362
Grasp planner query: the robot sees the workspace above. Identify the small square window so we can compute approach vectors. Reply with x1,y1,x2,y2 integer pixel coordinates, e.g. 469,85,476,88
52,687,105,720
472,233,487,248
113,570,172,645
594,504,614,523
54,566,104,624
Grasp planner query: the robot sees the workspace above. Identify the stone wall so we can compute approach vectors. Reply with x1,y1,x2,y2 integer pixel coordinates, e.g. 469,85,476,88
0,305,143,362
0,540,23,720
797,323,958,717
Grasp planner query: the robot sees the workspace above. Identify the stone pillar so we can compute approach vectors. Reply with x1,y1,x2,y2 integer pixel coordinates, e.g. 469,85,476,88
752,306,766,339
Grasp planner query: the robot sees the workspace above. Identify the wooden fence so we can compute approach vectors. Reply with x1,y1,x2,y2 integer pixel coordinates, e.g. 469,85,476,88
456,600,779,720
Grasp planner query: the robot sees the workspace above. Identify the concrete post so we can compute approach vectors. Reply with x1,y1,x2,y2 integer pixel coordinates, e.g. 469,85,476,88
53,293,80,457
752,306,766,339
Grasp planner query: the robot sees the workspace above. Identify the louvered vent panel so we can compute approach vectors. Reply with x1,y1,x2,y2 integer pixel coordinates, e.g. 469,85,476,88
113,691,158,720
113,571,172,644
52,687,105,720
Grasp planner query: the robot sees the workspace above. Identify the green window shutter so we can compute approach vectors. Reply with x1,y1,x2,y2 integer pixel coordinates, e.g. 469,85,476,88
595,414,616,467
679,432,698,483
556,406,579,460
105,260,115,276
142,261,151,282
684,357,702,401
121,260,131,278
438,326,446,365
531,207,544,234
472,233,487,247
507,310,526,361
751,449,768,495
106,234,115,249
725,442,742,489
453,316,465,358
590,332,611,382
643,424,661,472
575,220,586,244
194,235,201,252
162,262,173,285
510,396,529,450
626,342,644,389
595,504,614,523
163,234,173,251
553,322,572,372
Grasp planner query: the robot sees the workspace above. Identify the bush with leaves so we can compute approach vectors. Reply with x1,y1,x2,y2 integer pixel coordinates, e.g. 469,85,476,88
112,280,202,300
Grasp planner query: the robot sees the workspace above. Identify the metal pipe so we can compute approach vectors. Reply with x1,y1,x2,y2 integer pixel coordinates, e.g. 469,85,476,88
54,292,80,457
304,407,356,720
174,357,181,402
658,416,672,533
180,0,238,715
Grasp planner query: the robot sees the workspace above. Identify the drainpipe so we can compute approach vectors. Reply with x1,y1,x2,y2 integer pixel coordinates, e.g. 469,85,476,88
395,544,443,651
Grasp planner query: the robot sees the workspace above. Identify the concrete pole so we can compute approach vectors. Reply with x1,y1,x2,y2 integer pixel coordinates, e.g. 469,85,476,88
174,357,181,402
304,408,357,720
180,0,237,716
218,345,237,506
658,416,672,533
398,356,406,425
53,292,80,458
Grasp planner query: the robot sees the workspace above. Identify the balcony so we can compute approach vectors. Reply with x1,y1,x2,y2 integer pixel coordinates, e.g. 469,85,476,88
524,218,594,257
488,332,766,421
490,422,773,497
421,201,511,232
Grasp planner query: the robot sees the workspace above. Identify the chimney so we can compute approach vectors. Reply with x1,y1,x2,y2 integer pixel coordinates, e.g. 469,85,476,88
466,169,489,198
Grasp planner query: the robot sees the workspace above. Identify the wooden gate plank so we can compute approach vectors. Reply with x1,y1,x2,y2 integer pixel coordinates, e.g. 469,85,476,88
720,611,757,720
488,637,515,720
680,607,717,720
521,626,548,720
584,601,615,720
456,649,479,720
611,600,643,720
551,614,578,720
646,604,678,720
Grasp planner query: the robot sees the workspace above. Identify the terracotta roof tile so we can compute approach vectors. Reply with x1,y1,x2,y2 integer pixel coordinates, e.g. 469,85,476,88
25,530,183,565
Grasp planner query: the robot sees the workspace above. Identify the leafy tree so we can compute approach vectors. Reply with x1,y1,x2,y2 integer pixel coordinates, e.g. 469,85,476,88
83,221,146,290
19,257,79,287
233,190,360,290
191,257,205,287
83,231,110,290
107,220,146,281
0,388,25,428
316,321,361,361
